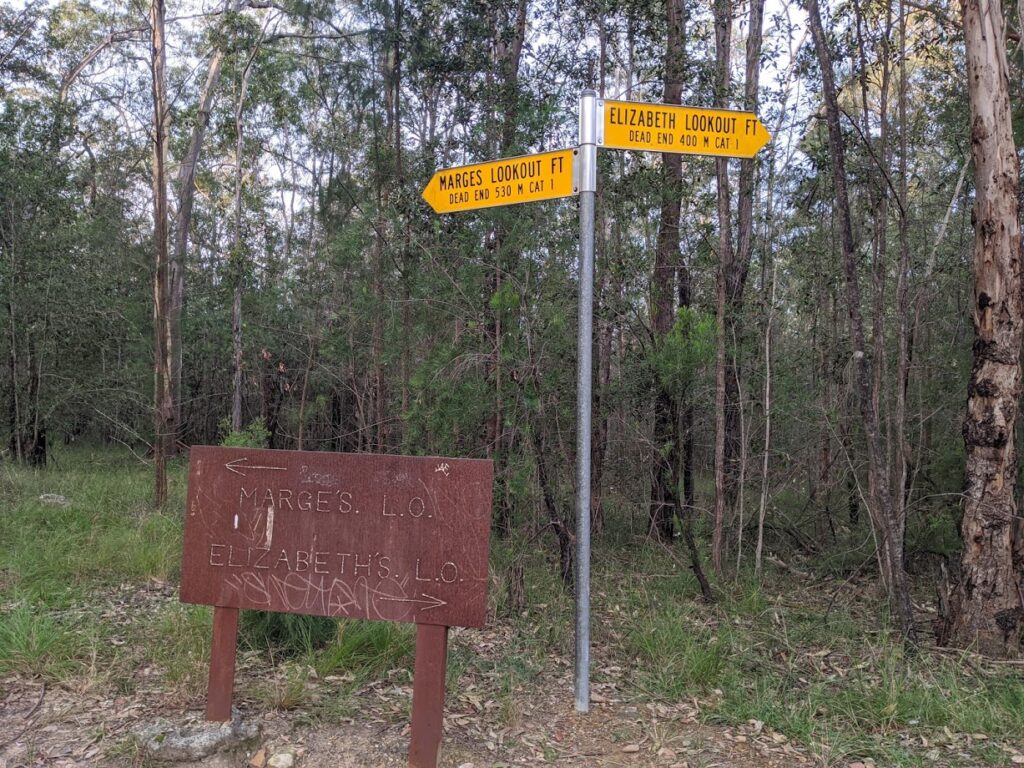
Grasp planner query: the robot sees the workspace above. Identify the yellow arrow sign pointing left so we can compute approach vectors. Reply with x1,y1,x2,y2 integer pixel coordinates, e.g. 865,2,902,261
422,148,577,214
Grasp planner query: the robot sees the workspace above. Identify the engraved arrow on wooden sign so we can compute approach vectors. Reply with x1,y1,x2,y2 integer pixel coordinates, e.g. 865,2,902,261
223,457,288,476
377,593,449,611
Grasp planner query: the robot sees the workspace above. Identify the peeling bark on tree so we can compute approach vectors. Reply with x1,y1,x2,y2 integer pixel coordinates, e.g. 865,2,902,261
939,0,1023,657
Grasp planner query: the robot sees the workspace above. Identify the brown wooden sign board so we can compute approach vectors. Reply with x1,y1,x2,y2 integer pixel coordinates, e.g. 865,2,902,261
180,446,493,768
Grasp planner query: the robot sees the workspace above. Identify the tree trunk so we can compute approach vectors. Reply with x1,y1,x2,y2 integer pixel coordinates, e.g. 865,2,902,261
150,0,171,507
487,0,529,537
711,0,733,574
260,350,286,450
940,0,1023,656
529,408,573,586
805,0,917,643
7,277,22,464
523,323,573,585
722,0,764,548
649,0,687,543
712,258,727,574
231,44,258,434
755,262,776,578
892,0,911,563
296,336,315,451
169,0,241,447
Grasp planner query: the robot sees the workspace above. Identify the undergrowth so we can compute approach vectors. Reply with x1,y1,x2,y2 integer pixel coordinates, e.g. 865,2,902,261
1,448,1022,767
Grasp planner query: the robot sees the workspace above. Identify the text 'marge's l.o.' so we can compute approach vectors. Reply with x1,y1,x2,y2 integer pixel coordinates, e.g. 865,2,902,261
180,447,493,628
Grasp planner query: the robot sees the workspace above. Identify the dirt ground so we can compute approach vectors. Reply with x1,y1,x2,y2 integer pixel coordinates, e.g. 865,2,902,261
0,671,814,768
2,580,1012,768
0,580,821,767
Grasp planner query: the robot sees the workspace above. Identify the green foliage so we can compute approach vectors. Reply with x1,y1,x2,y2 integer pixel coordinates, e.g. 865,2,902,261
0,451,1019,766
626,612,732,695
149,604,213,699
219,417,271,448
0,0,1015,752
315,619,413,680
651,306,716,390
488,282,521,313
0,451,184,604
404,342,492,456
240,610,338,657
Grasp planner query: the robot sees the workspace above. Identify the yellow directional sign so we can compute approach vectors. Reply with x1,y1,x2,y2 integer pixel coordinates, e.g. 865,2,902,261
601,100,770,159
421,149,577,214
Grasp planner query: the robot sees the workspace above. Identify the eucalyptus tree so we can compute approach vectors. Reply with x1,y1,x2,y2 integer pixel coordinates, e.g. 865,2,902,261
938,0,1023,657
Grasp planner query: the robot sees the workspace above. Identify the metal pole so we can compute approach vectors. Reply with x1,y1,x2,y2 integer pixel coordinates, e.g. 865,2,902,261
575,89,598,714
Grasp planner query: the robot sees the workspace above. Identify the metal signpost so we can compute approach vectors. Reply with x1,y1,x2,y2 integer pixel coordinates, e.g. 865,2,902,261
418,96,769,721
181,446,493,768
571,94,770,714
575,90,598,714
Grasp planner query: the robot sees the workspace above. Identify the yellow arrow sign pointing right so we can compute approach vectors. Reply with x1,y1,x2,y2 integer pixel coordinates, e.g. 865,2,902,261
601,100,771,159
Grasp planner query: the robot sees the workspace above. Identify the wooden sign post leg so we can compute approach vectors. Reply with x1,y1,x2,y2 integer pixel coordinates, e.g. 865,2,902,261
206,605,240,721
408,624,449,768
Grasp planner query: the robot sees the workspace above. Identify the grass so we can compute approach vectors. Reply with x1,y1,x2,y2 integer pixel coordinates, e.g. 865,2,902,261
0,451,184,606
250,620,416,716
147,603,212,702
315,619,414,681
0,449,188,686
594,540,1024,766
0,604,88,679
241,610,339,657
1,447,1022,767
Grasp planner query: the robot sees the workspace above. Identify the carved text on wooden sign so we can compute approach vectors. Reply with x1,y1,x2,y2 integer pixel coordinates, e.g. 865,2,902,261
181,446,493,628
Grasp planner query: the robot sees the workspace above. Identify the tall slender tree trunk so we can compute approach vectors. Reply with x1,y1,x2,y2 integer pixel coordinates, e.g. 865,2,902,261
805,0,917,643
644,0,712,600
755,262,776,578
7,252,22,463
940,0,1023,656
650,0,687,543
26,276,52,467
723,0,765,552
711,0,733,574
486,0,528,536
296,336,316,451
150,0,171,507
169,0,241,447
370,12,396,454
892,0,912,557
231,44,258,434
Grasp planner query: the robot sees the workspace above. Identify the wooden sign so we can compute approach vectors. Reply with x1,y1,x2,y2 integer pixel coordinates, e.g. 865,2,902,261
181,446,492,628
180,446,493,768
421,148,577,213
600,99,771,159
